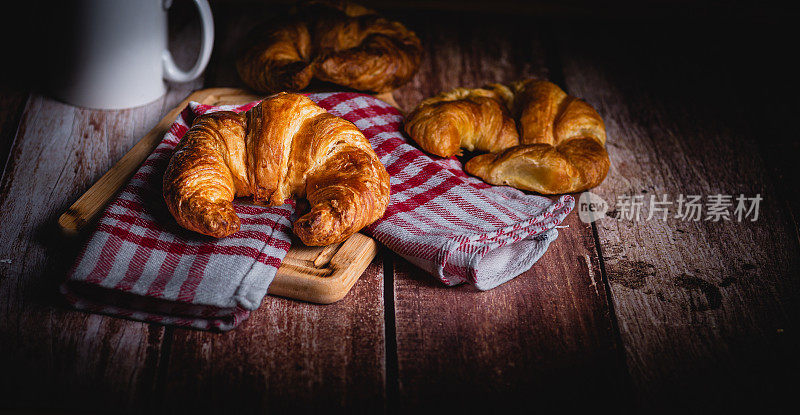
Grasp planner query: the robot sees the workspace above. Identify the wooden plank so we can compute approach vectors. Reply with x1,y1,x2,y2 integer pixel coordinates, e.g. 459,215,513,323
0,90,28,180
389,12,629,411
158,6,389,412
0,4,205,407
57,88,219,233
161,254,387,412
557,22,800,411
0,95,172,412
391,10,553,111
391,215,631,411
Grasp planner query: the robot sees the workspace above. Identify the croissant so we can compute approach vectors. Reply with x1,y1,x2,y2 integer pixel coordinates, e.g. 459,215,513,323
162,92,390,246
236,0,423,94
405,79,609,194
403,87,519,157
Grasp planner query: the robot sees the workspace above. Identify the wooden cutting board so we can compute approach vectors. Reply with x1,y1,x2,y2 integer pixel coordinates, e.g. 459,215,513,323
58,87,398,304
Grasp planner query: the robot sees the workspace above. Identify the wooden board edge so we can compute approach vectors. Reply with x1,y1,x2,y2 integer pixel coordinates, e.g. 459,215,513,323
268,234,378,304
57,88,223,234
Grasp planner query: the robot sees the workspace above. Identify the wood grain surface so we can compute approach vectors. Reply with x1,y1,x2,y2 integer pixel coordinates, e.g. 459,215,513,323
0,2,797,413
0,90,27,178
162,255,386,413
0,9,202,412
0,88,199,412
557,24,800,411
388,11,628,412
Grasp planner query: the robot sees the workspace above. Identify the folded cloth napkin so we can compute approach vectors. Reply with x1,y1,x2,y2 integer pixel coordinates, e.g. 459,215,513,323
63,92,573,331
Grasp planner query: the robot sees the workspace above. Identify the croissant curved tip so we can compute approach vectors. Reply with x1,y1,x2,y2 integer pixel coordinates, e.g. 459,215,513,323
293,209,348,246
189,209,241,239
464,153,494,178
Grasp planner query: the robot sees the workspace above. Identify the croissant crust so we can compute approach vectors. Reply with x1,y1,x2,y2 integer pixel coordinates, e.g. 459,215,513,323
405,79,609,194
237,0,423,94
163,92,390,246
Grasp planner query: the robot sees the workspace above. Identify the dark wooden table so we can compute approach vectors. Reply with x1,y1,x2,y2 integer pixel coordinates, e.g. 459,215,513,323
1,2,798,413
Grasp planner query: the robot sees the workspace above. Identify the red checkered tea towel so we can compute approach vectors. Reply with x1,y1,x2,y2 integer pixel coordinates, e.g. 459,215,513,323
63,92,574,331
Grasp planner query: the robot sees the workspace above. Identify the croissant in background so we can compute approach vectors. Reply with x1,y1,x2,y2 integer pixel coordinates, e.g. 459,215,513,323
237,0,423,93
403,87,519,157
405,79,609,194
163,93,390,246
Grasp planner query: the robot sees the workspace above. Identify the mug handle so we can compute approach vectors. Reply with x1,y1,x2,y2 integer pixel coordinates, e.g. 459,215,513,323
162,0,214,83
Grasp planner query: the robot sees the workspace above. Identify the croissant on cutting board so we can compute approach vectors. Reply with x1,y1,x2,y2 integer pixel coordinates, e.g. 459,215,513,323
163,93,390,246
237,0,423,93
404,79,609,194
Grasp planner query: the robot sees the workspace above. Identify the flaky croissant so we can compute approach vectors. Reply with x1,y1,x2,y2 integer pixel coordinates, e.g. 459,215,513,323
237,0,423,94
403,87,519,157
163,92,390,246
405,79,609,194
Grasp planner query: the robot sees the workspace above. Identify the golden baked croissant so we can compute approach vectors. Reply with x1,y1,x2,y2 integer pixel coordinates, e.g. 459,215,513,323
405,79,609,194
403,87,519,157
237,0,423,94
162,92,390,246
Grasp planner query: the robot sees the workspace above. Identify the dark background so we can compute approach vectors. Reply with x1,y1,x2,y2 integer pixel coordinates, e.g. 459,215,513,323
4,0,797,218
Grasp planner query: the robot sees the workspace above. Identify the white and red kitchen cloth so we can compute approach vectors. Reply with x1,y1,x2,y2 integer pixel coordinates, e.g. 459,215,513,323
62,92,574,331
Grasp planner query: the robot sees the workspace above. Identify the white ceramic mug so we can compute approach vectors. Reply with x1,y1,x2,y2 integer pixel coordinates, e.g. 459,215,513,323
51,0,214,110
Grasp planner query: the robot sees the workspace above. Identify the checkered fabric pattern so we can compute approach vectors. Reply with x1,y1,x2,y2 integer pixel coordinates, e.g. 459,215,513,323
63,92,574,331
